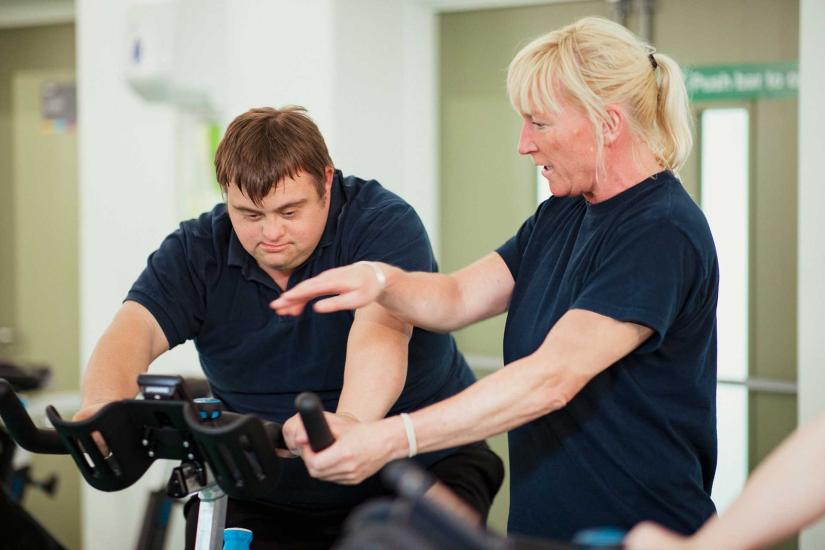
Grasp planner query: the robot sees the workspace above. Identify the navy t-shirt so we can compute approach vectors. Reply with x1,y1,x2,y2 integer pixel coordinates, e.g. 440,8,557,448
126,171,476,506
496,171,718,539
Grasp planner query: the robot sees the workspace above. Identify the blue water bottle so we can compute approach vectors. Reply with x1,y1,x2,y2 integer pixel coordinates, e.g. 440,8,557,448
223,527,253,550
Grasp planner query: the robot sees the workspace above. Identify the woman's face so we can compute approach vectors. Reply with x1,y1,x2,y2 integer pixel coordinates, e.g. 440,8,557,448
517,96,599,200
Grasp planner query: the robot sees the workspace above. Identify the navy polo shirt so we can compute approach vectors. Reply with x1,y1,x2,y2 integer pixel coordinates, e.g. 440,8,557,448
497,171,718,539
126,171,475,506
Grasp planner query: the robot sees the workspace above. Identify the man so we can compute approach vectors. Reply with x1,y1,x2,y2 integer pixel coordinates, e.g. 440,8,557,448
75,106,502,548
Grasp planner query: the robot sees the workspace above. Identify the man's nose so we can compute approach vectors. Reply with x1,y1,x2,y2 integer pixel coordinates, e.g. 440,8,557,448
261,217,285,241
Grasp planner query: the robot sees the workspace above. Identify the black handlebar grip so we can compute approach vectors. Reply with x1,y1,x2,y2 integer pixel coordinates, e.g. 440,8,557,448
295,392,335,452
0,379,66,454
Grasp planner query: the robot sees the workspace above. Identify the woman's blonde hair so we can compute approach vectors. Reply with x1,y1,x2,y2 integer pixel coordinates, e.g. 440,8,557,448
507,16,692,177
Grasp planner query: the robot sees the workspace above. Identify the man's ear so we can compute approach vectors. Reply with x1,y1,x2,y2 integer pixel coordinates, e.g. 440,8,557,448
602,105,624,146
322,166,334,198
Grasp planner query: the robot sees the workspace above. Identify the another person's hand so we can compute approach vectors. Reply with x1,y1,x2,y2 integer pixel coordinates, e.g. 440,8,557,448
270,262,387,316
300,418,401,485
282,411,360,456
624,521,698,550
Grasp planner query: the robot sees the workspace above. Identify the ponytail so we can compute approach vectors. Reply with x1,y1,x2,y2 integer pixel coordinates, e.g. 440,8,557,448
652,53,693,175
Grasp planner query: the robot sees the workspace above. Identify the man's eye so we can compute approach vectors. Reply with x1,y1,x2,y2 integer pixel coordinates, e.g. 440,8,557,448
245,213,262,220
532,122,547,129
282,211,296,219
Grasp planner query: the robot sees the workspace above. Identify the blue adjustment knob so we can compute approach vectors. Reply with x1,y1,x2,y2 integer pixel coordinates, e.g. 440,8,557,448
573,527,625,548
193,397,223,422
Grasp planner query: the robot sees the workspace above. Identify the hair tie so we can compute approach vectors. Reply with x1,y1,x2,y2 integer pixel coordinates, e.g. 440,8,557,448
648,53,658,70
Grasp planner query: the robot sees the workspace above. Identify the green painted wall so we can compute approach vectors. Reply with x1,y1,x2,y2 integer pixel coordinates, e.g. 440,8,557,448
0,24,80,550
440,1,609,364
441,1,799,544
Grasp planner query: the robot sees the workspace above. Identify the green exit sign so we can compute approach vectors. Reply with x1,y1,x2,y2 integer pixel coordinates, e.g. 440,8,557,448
684,61,798,101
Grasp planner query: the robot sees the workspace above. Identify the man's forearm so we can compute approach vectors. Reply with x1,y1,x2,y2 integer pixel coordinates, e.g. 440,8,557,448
82,331,149,407
81,302,168,408
336,306,411,421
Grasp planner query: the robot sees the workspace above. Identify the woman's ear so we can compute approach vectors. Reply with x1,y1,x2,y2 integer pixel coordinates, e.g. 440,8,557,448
602,105,624,146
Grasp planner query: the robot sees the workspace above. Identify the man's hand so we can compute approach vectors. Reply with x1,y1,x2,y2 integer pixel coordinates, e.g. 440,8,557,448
72,402,110,455
72,402,107,423
624,521,698,550
270,262,388,316
301,418,403,485
282,411,360,456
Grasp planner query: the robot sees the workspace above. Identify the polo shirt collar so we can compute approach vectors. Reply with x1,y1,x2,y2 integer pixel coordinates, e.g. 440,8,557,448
227,231,275,289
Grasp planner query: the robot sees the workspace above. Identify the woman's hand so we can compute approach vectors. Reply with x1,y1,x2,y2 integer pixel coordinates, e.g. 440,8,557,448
270,262,388,316
299,418,404,485
281,411,360,456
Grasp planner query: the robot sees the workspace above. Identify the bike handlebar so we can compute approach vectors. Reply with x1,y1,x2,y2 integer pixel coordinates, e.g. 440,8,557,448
1,376,334,501
0,378,65,454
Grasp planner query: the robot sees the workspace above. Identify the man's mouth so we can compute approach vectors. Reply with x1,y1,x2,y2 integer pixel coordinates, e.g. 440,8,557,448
541,164,554,179
260,242,289,253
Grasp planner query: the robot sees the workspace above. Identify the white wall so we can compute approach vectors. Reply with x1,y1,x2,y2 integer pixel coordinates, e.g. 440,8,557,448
77,0,195,546
219,0,336,130
798,0,825,548
332,0,439,246
76,0,437,547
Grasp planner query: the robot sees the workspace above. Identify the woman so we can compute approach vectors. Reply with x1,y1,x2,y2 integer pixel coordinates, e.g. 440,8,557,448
272,16,718,541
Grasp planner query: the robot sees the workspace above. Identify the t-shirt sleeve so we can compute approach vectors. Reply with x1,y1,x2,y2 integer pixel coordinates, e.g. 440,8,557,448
125,228,208,348
496,209,539,281
571,222,702,352
347,202,437,273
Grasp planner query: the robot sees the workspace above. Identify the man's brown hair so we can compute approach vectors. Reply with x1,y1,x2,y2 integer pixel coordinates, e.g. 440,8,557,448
214,106,333,204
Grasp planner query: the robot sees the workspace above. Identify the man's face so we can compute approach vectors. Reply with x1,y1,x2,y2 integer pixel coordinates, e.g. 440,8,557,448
226,167,333,283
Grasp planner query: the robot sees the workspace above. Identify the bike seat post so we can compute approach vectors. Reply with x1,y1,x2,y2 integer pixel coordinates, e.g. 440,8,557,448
190,396,228,550
195,482,228,550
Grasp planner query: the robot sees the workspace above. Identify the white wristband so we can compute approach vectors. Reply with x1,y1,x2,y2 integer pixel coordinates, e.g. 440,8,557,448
357,260,386,290
399,412,417,458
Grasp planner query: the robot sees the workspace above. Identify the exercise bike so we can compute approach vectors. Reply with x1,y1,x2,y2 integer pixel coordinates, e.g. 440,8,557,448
1,373,625,550
0,373,306,549
0,361,64,550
